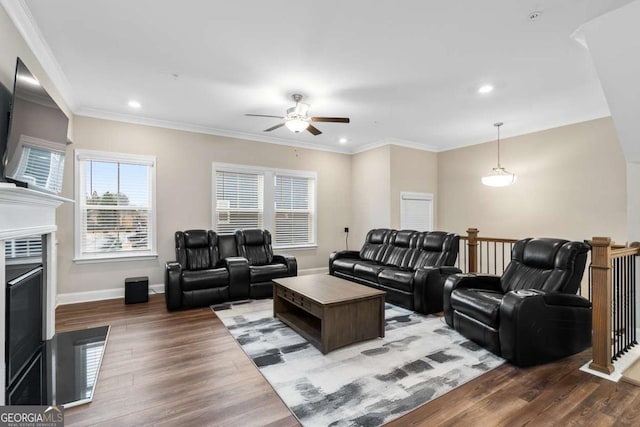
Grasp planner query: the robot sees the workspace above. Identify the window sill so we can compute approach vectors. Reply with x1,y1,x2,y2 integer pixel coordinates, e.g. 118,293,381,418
273,244,318,251
73,253,158,264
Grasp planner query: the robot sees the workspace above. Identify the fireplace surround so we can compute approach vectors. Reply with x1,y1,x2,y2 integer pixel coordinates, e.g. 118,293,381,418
0,183,71,404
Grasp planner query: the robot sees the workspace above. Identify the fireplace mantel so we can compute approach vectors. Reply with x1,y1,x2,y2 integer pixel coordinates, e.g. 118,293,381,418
0,183,72,404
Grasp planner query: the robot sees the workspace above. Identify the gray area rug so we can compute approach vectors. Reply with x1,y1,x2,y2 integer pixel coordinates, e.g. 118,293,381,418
213,299,504,426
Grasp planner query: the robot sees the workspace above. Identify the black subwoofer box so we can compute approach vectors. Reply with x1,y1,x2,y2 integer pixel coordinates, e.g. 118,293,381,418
125,276,149,304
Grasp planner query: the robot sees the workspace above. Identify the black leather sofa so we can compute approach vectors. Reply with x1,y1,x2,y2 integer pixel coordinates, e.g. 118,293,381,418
329,228,461,314
164,229,297,310
443,237,591,366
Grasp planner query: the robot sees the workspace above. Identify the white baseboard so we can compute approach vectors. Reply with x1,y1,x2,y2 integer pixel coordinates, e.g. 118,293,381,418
299,267,329,275
56,268,328,306
56,283,164,306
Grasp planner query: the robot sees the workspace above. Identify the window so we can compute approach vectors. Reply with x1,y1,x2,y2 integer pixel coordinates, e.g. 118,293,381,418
400,192,433,231
213,163,317,248
274,175,315,246
215,170,264,234
74,150,156,262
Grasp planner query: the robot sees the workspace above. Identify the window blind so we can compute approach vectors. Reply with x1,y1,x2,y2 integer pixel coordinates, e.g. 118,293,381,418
274,175,314,246
78,158,153,256
215,171,264,234
400,193,433,231
4,236,43,260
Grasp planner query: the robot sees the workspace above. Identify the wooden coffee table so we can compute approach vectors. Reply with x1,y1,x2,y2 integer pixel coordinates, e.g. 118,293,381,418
272,274,385,354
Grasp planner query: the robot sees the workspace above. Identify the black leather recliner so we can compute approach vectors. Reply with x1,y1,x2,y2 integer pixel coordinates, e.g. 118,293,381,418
235,229,297,299
443,237,592,366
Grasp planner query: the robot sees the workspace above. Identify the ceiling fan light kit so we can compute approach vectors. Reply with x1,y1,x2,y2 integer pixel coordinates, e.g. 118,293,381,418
245,93,350,136
285,118,310,133
482,122,517,187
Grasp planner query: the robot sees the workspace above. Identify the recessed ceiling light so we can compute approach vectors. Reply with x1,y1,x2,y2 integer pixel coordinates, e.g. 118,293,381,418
128,100,141,109
339,138,348,144
478,85,494,94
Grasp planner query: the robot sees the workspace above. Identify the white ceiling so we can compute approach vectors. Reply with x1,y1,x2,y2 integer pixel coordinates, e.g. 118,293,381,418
6,0,634,153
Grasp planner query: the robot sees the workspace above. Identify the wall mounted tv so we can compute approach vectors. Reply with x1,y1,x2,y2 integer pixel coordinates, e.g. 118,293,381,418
1,58,69,194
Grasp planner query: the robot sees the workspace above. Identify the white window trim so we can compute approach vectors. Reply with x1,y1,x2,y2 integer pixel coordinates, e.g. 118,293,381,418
73,149,158,263
212,162,318,249
400,191,434,231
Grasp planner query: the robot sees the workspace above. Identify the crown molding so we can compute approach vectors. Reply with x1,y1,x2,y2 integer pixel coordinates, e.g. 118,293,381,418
352,137,438,154
1,0,77,110
75,107,353,155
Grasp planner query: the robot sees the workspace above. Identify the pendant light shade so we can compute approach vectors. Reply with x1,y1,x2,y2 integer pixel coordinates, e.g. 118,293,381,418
482,122,516,187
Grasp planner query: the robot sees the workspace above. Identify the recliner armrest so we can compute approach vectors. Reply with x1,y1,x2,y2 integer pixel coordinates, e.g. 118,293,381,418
413,266,462,314
542,292,592,308
273,254,297,276
499,290,592,366
330,250,361,263
443,273,502,326
223,256,250,300
329,250,361,274
164,262,183,311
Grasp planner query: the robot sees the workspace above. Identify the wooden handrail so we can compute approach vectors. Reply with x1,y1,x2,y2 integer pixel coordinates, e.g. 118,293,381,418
610,247,640,259
460,235,518,244
476,237,519,243
464,228,518,273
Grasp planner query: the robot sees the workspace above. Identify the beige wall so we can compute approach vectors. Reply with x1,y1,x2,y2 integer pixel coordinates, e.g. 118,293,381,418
389,145,438,230
350,145,390,246
56,116,352,294
438,117,627,243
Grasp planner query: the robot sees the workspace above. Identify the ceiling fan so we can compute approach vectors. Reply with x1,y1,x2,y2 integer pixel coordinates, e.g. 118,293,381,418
245,94,350,136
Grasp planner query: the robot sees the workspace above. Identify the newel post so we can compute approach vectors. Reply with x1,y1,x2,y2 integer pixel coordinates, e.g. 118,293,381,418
589,236,614,374
467,228,479,274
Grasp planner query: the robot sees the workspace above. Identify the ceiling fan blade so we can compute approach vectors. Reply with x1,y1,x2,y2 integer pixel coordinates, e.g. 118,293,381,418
246,114,285,119
311,117,350,123
307,124,322,135
264,123,285,132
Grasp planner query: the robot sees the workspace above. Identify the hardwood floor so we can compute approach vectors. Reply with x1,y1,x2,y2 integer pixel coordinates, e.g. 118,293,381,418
58,295,640,426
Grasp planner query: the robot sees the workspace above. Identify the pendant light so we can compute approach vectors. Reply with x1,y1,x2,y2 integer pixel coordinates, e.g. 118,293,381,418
481,122,517,187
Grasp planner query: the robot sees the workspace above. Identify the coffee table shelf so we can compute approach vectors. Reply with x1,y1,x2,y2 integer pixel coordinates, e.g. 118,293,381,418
273,274,385,354
277,310,322,350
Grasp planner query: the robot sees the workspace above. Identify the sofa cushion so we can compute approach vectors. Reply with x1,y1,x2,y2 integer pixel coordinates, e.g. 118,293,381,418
450,288,504,328
250,264,289,283
378,268,415,292
236,229,274,266
181,268,229,292
353,262,385,282
332,258,359,275
181,230,220,270
359,229,392,262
